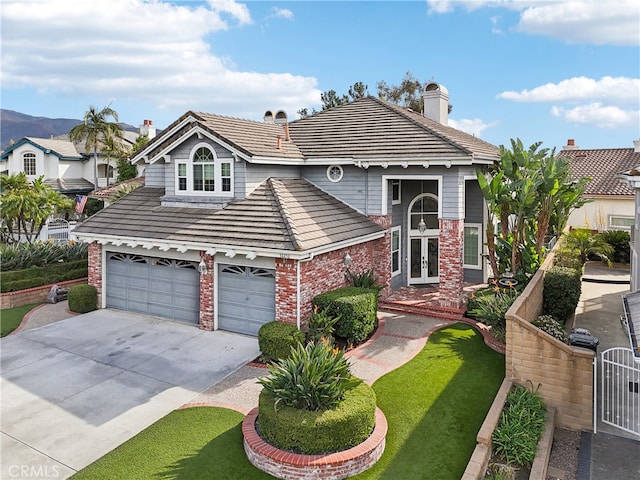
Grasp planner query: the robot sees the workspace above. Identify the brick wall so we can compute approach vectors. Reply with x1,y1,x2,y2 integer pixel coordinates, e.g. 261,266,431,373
506,250,594,431
439,218,464,309
0,278,88,309
88,242,102,301
199,253,214,330
275,258,297,325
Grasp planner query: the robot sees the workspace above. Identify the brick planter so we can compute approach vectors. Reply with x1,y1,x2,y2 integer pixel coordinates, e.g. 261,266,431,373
243,407,387,480
0,278,88,309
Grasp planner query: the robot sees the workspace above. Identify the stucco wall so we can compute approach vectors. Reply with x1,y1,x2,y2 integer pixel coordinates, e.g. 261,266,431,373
567,196,634,231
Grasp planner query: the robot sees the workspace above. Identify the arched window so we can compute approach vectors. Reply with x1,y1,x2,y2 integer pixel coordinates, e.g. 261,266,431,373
176,143,233,195
409,194,439,232
23,152,36,175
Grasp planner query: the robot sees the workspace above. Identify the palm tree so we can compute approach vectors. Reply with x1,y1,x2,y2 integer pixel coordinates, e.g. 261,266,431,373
69,105,122,189
563,228,614,266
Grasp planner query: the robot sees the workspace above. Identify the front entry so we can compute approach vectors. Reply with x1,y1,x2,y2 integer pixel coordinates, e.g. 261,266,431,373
409,236,439,284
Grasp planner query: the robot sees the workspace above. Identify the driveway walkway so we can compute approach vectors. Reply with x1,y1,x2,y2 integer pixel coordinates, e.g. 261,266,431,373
1,309,259,479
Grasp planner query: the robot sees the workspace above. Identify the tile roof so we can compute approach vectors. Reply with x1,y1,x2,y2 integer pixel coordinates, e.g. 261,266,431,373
558,148,640,196
136,97,499,164
44,178,94,193
90,177,145,200
287,96,499,160
0,137,84,160
73,179,385,253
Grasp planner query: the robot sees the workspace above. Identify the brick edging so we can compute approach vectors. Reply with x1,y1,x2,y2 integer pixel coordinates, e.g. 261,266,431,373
242,407,387,479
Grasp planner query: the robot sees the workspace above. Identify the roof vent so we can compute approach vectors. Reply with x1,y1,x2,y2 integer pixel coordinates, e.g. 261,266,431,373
274,110,288,124
264,110,274,123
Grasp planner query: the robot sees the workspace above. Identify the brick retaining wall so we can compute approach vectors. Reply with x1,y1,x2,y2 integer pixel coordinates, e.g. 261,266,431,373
0,278,88,309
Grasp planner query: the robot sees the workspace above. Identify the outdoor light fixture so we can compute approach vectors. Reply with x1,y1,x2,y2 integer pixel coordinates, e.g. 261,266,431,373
418,218,427,234
343,253,352,268
198,258,208,275
418,180,427,234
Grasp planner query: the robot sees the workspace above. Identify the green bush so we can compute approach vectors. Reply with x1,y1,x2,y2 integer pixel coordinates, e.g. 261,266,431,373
68,284,97,313
467,288,519,329
554,247,583,270
258,321,305,362
306,306,340,345
492,384,546,467
258,380,376,454
531,315,568,343
313,287,378,345
465,286,497,315
0,259,88,292
543,266,582,323
258,341,359,411
598,230,630,264
0,241,87,271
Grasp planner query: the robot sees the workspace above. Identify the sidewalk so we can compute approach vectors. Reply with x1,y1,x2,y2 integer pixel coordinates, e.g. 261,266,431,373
11,300,77,334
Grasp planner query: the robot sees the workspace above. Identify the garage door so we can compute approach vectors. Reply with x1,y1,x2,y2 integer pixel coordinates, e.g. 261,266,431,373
218,264,276,335
106,253,200,323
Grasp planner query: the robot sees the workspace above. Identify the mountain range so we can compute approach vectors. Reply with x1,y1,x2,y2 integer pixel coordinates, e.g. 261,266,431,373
0,109,137,151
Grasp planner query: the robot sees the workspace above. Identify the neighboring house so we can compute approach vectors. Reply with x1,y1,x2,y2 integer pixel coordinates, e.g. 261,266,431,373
561,139,639,232
0,120,156,192
72,82,500,336
618,140,640,292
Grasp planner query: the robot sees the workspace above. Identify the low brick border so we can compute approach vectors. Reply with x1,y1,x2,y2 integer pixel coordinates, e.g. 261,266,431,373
0,277,88,309
242,407,387,480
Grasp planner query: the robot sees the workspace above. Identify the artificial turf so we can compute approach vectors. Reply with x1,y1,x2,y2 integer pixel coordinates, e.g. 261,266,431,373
1,302,40,337
71,323,505,480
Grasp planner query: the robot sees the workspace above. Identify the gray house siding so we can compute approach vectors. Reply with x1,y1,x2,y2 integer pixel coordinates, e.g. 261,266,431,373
303,166,370,215
144,163,165,187
245,163,300,197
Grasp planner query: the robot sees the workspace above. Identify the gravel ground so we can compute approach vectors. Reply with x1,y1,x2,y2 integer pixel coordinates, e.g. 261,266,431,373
546,428,581,480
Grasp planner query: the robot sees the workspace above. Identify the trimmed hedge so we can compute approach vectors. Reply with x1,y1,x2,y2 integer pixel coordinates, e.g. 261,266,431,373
68,284,97,313
0,259,88,293
258,380,376,454
258,321,305,362
543,266,582,324
313,287,377,345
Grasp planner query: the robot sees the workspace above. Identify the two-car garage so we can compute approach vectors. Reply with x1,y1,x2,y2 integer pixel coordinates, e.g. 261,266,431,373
105,252,275,335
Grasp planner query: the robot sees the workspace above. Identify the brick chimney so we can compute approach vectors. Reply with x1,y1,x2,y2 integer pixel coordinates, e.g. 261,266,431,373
139,119,156,139
563,139,579,150
422,82,449,125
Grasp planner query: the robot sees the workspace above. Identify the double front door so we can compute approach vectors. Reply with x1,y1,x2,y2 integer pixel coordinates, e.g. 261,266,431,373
409,236,439,284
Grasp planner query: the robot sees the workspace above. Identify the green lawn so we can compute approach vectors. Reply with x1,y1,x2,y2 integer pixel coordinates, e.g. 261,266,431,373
72,324,505,480
1,303,40,337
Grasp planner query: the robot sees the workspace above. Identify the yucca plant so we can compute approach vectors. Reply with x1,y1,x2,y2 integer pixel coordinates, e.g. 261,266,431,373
258,341,360,411
345,267,384,294
306,305,340,345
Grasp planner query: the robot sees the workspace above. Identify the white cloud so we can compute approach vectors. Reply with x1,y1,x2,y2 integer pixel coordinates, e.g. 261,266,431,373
0,0,320,120
270,7,294,20
497,76,640,105
551,103,639,129
449,118,498,138
426,1,640,46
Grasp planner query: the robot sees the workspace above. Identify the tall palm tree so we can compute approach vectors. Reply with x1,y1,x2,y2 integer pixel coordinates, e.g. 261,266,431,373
69,105,122,189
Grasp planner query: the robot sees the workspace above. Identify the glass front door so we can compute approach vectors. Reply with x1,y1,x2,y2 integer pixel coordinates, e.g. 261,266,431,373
409,236,439,284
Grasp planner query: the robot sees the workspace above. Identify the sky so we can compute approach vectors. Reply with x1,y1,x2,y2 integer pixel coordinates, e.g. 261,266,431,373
1,0,639,151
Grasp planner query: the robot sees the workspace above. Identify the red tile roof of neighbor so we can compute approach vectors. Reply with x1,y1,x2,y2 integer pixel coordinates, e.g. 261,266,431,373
559,147,640,197
90,177,145,199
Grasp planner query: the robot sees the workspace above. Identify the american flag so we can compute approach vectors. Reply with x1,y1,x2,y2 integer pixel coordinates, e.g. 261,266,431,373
75,195,88,213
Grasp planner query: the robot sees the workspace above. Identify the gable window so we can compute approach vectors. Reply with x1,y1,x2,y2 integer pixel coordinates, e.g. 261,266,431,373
391,226,401,275
391,180,401,205
464,223,482,269
327,165,343,182
176,143,233,195
23,152,36,175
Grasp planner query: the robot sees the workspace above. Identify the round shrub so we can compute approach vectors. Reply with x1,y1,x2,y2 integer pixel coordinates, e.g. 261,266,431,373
531,315,568,343
68,284,97,313
543,266,582,323
258,321,304,362
258,380,376,454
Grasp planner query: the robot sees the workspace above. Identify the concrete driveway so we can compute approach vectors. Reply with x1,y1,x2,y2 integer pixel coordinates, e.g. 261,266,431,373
1,309,259,479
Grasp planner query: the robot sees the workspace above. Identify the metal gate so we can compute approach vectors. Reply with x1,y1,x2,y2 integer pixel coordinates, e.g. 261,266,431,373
601,347,640,437
44,218,69,242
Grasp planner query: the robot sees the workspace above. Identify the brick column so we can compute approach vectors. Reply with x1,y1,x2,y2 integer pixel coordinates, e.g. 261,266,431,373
368,215,392,297
88,242,103,305
275,258,298,325
439,218,464,309
199,254,214,331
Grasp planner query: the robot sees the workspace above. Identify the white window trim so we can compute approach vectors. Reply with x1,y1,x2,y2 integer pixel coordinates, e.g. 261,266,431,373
23,152,37,176
326,165,343,183
608,215,634,230
391,179,401,205
391,226,401,276
175,142,234,196
463,223,482,269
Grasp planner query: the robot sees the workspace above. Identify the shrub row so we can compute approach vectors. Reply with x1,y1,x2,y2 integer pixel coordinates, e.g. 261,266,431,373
0,259,88,293
543,265,582,324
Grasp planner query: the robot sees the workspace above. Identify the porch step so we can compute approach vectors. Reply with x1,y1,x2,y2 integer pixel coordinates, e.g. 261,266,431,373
378,301,466,322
